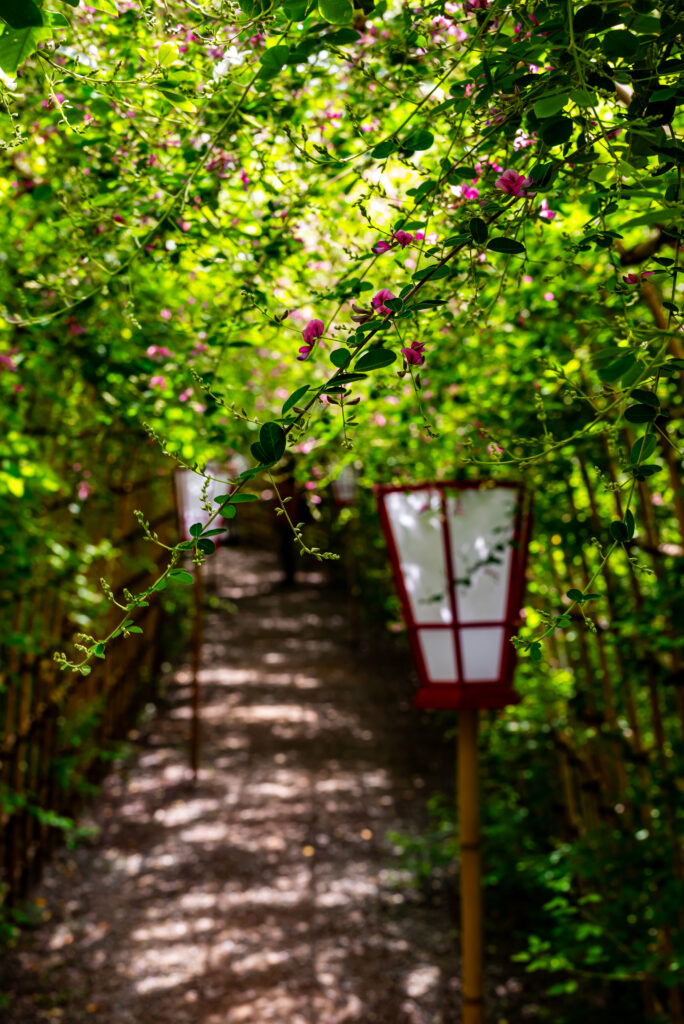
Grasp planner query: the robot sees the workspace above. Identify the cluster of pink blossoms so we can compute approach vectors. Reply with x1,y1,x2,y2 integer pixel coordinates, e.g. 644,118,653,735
371,289,396,316
623,271,654,284
296,291,429,369
401,341,426,366
298,318,324,361
372,230,414,255
0,351,19,373
495,169,532,197
146,345,173,360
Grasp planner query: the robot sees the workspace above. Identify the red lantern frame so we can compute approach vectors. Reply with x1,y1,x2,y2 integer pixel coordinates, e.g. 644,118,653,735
376,480,531,711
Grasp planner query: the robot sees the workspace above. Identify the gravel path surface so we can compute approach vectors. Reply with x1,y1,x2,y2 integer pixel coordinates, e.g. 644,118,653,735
1,547,531,1024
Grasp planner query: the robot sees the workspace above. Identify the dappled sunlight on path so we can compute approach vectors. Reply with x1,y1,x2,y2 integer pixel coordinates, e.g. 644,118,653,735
2,548,465,1023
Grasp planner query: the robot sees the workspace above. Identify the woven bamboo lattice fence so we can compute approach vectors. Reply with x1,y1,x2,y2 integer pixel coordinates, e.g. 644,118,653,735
0,439,178,909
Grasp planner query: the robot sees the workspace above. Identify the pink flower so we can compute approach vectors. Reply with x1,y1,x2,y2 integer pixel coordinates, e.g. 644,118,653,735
160,308,172,321
622,271,654,284
401,341,426,366
451,182,480,201
179,389,193,402
487,442,503,456
372,289,396,317
78,481,91,501
372,240,393,254
393,230,413,248
302,319,324,345
415,229,440,244
150,375,166,390
297,345,313,362
0,353,18,373
240,168,250,190
146,345,173,359
495,169,532,197
539,199,556,220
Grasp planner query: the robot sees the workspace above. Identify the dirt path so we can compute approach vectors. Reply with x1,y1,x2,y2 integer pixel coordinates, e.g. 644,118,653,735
1,548,530,1024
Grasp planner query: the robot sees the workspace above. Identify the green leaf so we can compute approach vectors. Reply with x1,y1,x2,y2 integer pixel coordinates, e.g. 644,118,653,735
624,509,635,541
322,371,367,391
318,0,352,24
372,139,396,159
258,44,290,79
282,0,313,17
573,4,603,33
634,464,660,479
93,643,106,658
533,93,569,119
259,421,287,463
540,117,573,148
197,538,216,554
330,348,351,368
602,29,639,59
469,217,488,245
189,522,203,537
202,528,227,537
412,263,451,281
631,388,659,408
487,237,526,255
609,520,629,543
355,348,397,371
325,27,360,45
156,88,197,114
598,352,636,384
221,503,238,519
87,0,116,12
403,129,434,152
227,493,258,503
384,297,404,313
128,626,143,634
0,23,49,73
529,644,543,662
567,589,585,602
168,569,194,585
282,385,309,414
625,404,658,424
630,434,657,465
0,0,43,28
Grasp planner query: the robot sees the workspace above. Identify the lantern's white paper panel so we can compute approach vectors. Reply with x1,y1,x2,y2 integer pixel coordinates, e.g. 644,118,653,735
418,630,458,682
461,627,504,681
384,489,452,626
447,489,515,625
384,485,519,687
176,463,223,541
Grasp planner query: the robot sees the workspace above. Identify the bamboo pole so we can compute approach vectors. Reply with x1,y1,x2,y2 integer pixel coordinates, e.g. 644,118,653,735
458,708,484,1024
191,562,204,780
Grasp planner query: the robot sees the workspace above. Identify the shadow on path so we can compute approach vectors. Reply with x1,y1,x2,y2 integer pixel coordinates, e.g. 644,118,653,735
0,548,528,1024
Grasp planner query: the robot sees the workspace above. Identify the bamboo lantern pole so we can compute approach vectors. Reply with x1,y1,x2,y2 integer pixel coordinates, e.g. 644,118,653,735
458,708,484,1024
190,561,203,780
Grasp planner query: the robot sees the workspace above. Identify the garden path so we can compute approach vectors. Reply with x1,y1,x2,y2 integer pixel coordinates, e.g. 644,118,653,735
1,547,528,1024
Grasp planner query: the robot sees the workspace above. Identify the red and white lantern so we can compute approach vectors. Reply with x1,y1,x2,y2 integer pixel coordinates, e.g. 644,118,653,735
376,481,531,710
